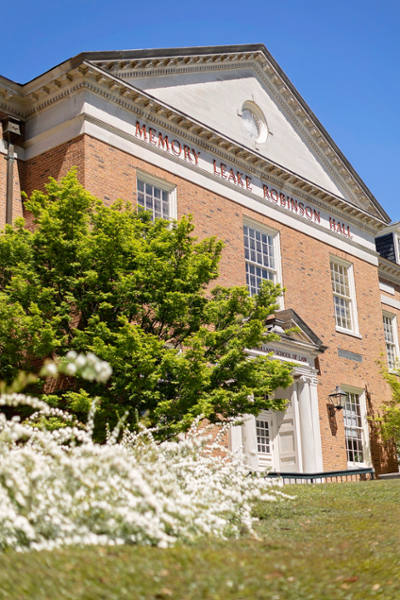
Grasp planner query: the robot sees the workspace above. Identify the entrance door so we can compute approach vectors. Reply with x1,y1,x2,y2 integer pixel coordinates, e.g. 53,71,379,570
275,389,300,472
256,386,300,472
255,413,275,470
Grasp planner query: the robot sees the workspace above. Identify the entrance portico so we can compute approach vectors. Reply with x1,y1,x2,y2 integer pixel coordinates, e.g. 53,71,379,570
229,309,326,473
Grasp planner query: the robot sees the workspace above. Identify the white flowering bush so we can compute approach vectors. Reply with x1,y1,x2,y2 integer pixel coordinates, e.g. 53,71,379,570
0,354,288,552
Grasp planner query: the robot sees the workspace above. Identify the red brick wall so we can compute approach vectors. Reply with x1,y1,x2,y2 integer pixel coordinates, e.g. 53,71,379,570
23,136,86,229
19,133,398,474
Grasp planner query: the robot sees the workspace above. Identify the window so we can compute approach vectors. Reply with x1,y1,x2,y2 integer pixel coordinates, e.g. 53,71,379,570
136,171,177,221
240,101,268,144
383,312,399,371
256,418,271,454
343,392,365,464
341,386,371,467
243,223,281,297
137,180,169,220
330,257,359,335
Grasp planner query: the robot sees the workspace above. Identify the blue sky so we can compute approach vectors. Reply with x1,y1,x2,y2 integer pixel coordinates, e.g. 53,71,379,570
3,0,400,221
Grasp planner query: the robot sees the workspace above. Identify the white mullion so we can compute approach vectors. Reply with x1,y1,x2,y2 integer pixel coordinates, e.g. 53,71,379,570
383,311,400,371
330,256,359,336
341,385,371,468
243,220,281,301
245,258,277,278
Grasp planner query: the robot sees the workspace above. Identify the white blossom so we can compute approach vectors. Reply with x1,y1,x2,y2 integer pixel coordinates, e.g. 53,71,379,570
0,354,287,553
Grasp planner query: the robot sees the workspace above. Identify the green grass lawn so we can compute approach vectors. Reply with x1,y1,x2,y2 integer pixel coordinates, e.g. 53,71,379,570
1,479,399,600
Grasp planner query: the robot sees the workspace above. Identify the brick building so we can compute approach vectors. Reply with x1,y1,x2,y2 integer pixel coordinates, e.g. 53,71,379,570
1,44,399,475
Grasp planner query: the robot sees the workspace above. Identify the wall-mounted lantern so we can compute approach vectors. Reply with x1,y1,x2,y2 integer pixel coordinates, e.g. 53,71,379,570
328,385,347,417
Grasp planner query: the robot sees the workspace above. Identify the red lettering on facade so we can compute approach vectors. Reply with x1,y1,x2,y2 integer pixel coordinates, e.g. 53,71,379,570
192,148,201,166
329,218,353,238
158,134,169,151
184,145,193,162
171,140,182,156
136,121,357,243
135,121,147,141
305,207,313,220
149,128,157,145
270,189,278,202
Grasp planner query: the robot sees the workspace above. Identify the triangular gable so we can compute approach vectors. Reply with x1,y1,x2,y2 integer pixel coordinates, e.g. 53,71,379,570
118,68,350,202
85,45,389,222
267,308,327,353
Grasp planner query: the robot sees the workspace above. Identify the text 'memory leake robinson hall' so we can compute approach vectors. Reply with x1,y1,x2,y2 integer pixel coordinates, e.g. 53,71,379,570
2,44,400,477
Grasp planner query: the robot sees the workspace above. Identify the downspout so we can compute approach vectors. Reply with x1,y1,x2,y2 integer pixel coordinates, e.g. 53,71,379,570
2,116,22,225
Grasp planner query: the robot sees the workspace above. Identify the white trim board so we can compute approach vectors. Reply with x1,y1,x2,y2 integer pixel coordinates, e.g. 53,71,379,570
381,294,400,311
380,282,395,295
0,140,25,160
24,107,379,266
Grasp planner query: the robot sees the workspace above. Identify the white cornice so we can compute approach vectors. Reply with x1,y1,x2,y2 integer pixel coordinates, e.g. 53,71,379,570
0,77,25,116
0,58,388,234
91,49,387,223
378,257,400,285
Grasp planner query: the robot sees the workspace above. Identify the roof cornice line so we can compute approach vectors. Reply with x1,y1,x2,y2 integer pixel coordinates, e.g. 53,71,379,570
81,62,388,230
378,257,400,284
2,58,387,231
7,60,385,231
90,47,388,223
0,44,391,223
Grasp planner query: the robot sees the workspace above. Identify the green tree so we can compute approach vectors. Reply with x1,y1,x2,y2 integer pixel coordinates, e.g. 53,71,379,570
373,364,400,453
0,170,293,438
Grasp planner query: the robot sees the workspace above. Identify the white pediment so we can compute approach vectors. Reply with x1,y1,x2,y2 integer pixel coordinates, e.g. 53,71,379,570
24,44,385,223
114,66,351,204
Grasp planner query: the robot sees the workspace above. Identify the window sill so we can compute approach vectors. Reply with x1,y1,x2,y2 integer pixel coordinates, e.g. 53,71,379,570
347,462,370,469
335,327,362,340
388,368,400,375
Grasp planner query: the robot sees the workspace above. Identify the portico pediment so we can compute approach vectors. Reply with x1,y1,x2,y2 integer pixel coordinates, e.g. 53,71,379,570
269,308,327,351
248,308,327,369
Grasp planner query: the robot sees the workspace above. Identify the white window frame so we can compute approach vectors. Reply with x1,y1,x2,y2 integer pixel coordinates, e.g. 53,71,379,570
243,218,283,308
254,410,276,470
394,234,400,266
256,416,272,455
382,310,400,372
136,169,177,220
330,255,360,338
341,384,371,468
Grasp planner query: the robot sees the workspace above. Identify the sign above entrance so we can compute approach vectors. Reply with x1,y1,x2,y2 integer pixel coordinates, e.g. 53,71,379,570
260,344,308,364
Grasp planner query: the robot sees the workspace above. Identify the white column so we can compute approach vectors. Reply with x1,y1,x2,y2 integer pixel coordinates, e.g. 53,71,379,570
291,383,304,473
297,375,322,473
241,415,259,471
228,424,243,455
309,377,324,472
